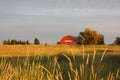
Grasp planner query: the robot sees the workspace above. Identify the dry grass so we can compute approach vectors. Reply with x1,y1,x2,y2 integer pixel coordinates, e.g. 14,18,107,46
0,45,120,57
0,45,120,80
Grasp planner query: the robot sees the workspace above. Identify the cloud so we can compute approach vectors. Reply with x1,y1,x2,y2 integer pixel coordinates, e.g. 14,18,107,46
1,0,120,9
0,0,120,44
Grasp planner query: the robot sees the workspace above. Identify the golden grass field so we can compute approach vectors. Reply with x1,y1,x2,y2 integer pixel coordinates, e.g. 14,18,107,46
0,45,120,57
0,45,120,80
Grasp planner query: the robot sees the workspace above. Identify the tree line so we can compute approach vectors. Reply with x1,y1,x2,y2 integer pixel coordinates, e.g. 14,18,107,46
77,28,104,45
2,28,120,45
76,28,120,45
114,37,120,45
3,38,40,45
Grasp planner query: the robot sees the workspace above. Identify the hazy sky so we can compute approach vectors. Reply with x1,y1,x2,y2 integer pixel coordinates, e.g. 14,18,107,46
0,0,120,44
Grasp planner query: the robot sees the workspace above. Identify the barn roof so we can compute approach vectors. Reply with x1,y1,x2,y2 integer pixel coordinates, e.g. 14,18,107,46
59,35,77,45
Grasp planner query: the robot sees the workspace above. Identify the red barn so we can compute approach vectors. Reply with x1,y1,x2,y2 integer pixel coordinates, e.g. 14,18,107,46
59,35,77,45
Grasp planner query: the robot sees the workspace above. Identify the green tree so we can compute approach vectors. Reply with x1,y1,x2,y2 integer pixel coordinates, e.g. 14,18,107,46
34,38,40,45
3,40,8,45
78,28,104,45
25,40,30,45
114,37,120,45
98,34,104,45
7,39,11,45
2,39,11,45
11,39,17,45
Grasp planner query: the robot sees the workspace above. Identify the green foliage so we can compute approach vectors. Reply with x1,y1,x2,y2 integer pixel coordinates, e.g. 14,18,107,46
78,28,104,45
2,39,11,45
114,37,120,45
34,38,40,45
98,34,104,45
11,39,17,45
0,51,120,80
2,40,8,45
25,40,30,45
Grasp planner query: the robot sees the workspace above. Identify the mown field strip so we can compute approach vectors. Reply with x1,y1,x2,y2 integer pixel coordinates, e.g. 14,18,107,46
0,45,120,57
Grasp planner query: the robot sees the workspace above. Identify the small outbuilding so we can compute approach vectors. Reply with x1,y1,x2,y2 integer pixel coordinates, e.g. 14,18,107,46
59,35,77,45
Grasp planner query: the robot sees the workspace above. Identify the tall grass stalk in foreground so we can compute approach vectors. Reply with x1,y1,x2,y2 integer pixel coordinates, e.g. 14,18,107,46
0,47,120,80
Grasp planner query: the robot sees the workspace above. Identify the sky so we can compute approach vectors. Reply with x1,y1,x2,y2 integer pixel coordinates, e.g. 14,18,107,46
0,0,120,44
